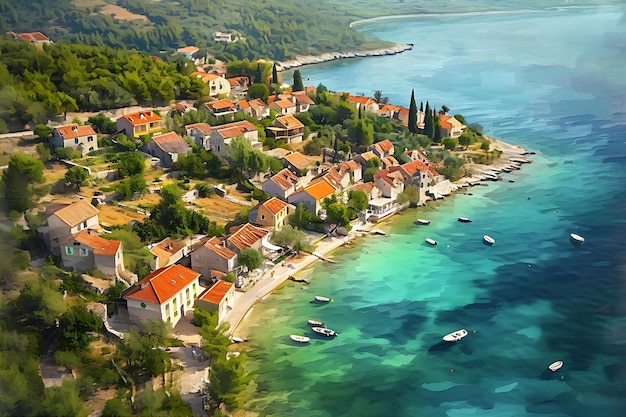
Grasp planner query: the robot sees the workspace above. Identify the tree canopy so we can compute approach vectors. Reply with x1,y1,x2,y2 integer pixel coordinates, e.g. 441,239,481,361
0,153,45,213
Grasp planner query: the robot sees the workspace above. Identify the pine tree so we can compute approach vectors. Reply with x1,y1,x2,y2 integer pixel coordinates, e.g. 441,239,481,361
408,89,418,133
434,113,442,143
292,70,304,91
272,63,278,84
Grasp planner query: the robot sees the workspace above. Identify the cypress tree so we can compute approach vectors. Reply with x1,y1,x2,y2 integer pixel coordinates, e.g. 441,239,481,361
420,101,424,112
434,113,442,143
408,89,418,133
272,63,278,84
423,101,434,139
256,63,263,84
293,70,304,91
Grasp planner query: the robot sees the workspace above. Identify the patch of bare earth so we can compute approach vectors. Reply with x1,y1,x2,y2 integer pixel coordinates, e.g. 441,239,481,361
98,204,148,227
99,4,150,21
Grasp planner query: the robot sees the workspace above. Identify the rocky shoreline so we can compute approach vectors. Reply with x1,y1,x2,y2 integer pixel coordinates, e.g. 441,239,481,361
278,43,413,70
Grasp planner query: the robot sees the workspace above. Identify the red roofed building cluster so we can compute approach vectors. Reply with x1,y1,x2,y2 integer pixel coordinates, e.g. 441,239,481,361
50,124,98,156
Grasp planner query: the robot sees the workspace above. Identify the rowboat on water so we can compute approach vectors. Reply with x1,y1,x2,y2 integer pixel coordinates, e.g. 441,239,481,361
548,360,563,372
290,335,311,343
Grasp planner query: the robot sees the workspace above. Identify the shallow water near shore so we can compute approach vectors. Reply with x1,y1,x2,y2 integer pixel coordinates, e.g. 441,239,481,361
239,4,626,416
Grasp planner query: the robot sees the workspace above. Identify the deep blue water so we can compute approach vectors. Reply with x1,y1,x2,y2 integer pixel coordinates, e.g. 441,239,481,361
238,5,626,416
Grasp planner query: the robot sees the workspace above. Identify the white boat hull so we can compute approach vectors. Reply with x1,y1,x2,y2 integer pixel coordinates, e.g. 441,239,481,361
458,217,472,223
426,238,437,246
570,233,584,246
416,219,430,225
307,320,325,327
315,296,331,302
483,235,495,245
312,327,338,337
443,329,468,342
548,360,563,372
290,335,310,343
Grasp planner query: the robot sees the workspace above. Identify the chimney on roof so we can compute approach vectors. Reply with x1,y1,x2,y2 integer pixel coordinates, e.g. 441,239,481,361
140,283,147,289
72,125,78,131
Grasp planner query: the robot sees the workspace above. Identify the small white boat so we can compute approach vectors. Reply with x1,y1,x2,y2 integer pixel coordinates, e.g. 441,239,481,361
548,360,563,372
415,219,431,225
290,335,311,343
314,295,332,303
312,327,339,337
458,217,472,223
443,329,468,342
230,337,245,343
425,238,437,246
307,319,325,327
483,235,495,245
570,233,585,246
371,228,386,235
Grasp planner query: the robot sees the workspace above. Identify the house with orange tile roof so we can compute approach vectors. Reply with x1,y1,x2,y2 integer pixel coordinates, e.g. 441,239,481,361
116,110,164,138
269,98,297,116
248,197,293,229
195,280,235,324
142,131,192,168
288,179,337,215
7,31,52,44
208,120,261,157
439,115,466,138
290,91,315,113
191,236,238,279
340,160,363,184
176,46,199,60
226,223,271,255
310,166,348,191
373,168,405,199
346,95,379,113
149,237,189,270
185,123,212,149
248,98,270,119
227,76,250,92
41,200,100,255
389,159,444,202
262,168,301,200
50,124,98,156
368,139,395,160
282,151,310,176
380,155,400,169
378,103,397,118
352,182,382,201
60,229,123,276
123,264,202,326
192,72,231,97
204,98,237,116
267,115,305,144
393,107,425,129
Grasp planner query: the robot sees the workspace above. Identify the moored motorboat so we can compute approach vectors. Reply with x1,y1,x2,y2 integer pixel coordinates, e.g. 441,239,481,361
548,360,563,372
442,329,468,342
307,319,325,327
570,233,585,246
458,217,472,223
415,219,431,225
230,337,246,343
290,335,311,343
314,295,332,303
312,327,339,337
425,238,437,246
483,235,495,245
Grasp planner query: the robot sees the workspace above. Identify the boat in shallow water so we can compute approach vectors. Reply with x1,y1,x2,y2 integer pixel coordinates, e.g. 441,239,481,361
312,327,339,337
570,233,584,246
426,238,437,246
483,235,495,245
458,217,472,223
314,295,332,302
548,360,564,372
443,329,468,342
307,319,325,327
415,219,431,225
290,335,311,343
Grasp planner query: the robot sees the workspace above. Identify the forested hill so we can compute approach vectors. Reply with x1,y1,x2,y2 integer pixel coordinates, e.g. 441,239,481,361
0,0,401,61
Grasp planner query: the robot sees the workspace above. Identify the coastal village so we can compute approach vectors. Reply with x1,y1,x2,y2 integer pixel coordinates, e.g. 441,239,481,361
0,30,532,416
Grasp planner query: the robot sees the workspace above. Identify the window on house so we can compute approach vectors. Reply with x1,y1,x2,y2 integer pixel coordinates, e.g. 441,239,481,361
74,138,79,144
65,247,73,255
88,136,93,142
186,288,190,305
82,221,88,229
261,215,265,220
79,248,89,256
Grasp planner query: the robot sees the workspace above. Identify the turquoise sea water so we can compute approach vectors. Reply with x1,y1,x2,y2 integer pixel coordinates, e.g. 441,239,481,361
240,5,626,416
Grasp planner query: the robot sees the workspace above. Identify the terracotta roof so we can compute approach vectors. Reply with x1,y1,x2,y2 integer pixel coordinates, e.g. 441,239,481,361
381,156,399,167
227,223,270,251
374,139,394,153
268,168,299,191
352,182,374,194
120,110,162,126
150,237,184,262
340,160,361,172
16,32,49,42
51,200,99,227
304,179,336,201
197,280,232,305
261,197,289,215
191,72,223,83
272,99,296,109
177,46,199,53
123,264,200,304
374,169,404,185
398,159,429,176
213,120,257,139
273,115,304,129
291,91,315,105
205,99,236,111
186,123,212,136
311,167,342,189
237,100,250,109
203,237,237,260
347,95,374,105
209,270,227,279
62,230,121,256
54,124,96,140
248,98,268,110
284,152,310,170
227,76,249,87
358,151,377,161
151,132,191,154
